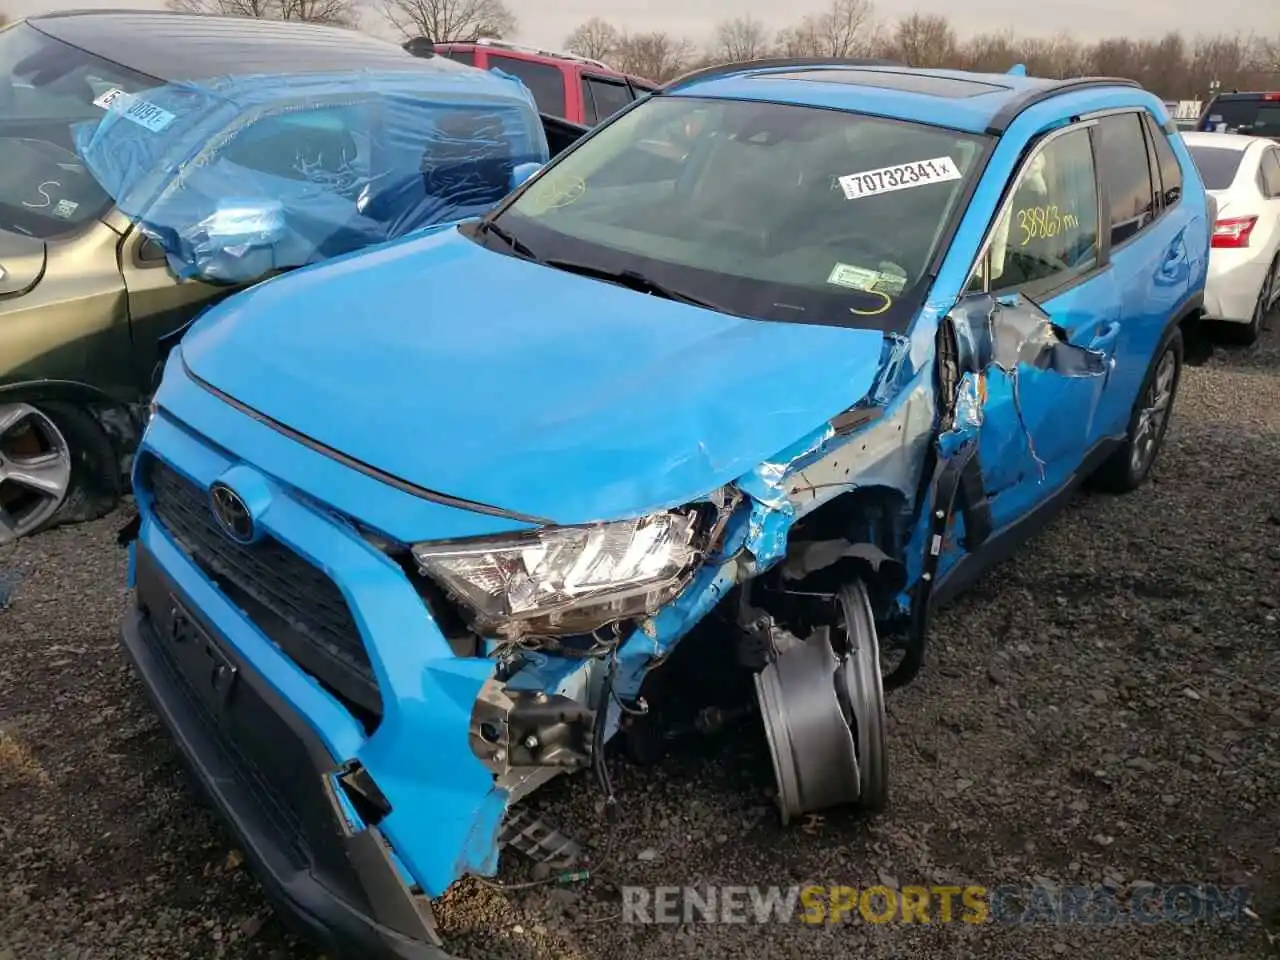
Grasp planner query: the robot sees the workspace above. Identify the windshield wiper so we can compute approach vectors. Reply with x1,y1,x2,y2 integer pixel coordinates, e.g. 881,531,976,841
544,259,723,311
476,218,540,261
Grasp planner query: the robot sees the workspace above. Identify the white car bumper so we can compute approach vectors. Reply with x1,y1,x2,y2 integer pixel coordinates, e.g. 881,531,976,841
1204,249,1269,324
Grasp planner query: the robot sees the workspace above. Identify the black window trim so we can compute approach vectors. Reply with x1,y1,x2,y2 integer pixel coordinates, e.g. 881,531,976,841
582,72,633,124
1141,111,1184,215
963,117,1108,305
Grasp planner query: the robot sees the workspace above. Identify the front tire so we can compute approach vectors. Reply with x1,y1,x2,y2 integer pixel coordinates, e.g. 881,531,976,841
0,401,120,543
1091,326,1183,493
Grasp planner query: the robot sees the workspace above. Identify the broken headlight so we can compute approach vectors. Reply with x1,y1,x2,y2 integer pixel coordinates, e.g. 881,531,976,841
411,510,702,638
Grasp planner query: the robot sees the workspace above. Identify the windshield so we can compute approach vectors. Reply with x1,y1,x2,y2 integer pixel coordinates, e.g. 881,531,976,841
492,96,989,330
0,23,157,239
1199,98,1280,138
1186,144,1247,190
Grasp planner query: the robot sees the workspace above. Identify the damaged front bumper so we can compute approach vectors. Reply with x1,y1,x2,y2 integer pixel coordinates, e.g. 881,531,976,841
123,540,454,960
123,334,948,956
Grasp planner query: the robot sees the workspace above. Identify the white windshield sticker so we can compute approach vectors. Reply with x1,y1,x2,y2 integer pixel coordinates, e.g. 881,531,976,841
827,262,909,295
52,199,79,219
93,87,127,110
827,263,882,290
838,156,962,201
116,96,176,133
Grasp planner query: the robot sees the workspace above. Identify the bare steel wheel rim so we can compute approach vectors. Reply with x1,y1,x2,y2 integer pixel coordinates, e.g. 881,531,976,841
0,403,73,543
1129,348,1177,477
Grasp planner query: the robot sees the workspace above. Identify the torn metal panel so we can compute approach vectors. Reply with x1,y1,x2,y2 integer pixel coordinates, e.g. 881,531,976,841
74,69,547,283
782,378,936,518
948,292,1110,380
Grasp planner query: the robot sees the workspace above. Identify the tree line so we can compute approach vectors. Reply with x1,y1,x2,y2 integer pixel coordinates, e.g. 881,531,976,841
565,1,1280,99
5,0,1276,102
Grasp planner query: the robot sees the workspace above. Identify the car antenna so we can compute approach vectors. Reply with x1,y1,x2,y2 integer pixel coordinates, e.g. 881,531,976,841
1007,63,1027,76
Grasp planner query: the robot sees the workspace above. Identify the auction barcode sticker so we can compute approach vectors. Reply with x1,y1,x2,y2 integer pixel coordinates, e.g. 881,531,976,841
838,156,962,201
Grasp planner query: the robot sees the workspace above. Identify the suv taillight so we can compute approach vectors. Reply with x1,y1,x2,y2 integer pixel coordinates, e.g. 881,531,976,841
1212,215,1258,248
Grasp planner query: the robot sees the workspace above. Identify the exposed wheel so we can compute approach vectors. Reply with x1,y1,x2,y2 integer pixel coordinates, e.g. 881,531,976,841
1091,327,1183,493
0,401,119,544
753,579,888,824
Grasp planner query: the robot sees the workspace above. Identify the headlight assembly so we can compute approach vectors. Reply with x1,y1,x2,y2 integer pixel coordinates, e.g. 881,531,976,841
411,509,704,638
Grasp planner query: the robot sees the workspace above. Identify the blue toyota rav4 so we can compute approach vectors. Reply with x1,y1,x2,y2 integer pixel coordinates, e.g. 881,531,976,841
120,59,1208,959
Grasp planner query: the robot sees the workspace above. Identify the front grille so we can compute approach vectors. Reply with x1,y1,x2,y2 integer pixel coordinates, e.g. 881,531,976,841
144,455,382,722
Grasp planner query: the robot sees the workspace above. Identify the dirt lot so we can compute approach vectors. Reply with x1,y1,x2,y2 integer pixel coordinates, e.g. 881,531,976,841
2,319,1278,960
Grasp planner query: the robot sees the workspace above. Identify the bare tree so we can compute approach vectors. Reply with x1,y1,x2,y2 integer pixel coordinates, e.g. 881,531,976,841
555,11,1280,99
891,13,958,67
713,15,771,62
776,0,879,58
377,0,515,41
612,31,695,82
565,17,620,61
168,0,356,23
959,28,1018,73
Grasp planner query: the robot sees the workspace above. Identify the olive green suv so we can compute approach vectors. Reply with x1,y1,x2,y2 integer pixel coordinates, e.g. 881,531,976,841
0,11,574,542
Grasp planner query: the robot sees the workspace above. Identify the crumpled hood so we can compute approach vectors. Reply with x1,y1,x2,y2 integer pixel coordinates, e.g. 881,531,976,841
181,225,888,525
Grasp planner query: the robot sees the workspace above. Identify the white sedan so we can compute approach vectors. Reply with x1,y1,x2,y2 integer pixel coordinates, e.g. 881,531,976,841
1182,131,1280,343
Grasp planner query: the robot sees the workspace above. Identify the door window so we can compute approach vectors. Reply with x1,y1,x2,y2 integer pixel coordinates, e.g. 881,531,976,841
487,54,567,118
584,77,633,124
1095,113,1156,245
982,127,1100,295
1144,114,1183,207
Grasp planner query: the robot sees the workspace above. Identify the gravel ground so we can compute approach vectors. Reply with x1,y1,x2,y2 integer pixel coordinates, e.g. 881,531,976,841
2,317,1278,960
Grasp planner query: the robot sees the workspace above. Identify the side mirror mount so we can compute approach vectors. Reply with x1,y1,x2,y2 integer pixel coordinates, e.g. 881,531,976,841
510,161,542,191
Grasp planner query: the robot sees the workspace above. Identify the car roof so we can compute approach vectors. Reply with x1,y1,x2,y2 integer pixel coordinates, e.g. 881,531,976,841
1181,131,1267,152
436,40,650,84
664,63,1142,136
26,9,474,84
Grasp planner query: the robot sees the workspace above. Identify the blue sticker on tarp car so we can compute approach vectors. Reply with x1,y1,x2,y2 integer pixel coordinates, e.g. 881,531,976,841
73,66,547,283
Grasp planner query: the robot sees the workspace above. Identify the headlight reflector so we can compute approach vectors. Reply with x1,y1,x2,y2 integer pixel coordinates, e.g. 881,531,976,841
412,511,701,637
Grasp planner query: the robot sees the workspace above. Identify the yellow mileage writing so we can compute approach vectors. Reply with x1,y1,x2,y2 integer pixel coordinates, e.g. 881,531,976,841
1017,205,1080,245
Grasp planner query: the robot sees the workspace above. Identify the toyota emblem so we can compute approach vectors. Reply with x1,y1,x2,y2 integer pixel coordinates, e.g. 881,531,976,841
209,482,254,543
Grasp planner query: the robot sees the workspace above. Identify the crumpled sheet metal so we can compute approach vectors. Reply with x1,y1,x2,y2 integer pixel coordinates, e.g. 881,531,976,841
783,376,936,519
74,68,547,282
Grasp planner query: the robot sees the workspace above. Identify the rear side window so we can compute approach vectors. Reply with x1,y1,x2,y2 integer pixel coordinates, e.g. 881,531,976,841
1144,115,1183,206
487,54,566,118
442,48,475,66
1094,113,1155,245
1261,149,1280,198
1185,145,1245,190
583,76,632,125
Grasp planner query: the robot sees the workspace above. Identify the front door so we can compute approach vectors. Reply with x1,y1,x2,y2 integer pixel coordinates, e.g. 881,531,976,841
118,228,238,393
947,121,1116,535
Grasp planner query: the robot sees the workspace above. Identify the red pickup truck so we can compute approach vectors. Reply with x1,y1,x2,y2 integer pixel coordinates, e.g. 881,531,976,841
411,37,658,127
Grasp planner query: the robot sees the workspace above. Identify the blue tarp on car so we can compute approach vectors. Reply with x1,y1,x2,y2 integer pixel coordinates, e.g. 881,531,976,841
73,65,547,282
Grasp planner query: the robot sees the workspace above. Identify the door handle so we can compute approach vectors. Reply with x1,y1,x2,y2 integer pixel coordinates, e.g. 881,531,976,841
1087,321,1122,354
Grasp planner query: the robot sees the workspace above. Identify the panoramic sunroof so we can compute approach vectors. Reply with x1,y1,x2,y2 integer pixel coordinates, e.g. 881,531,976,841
759,69,1013,99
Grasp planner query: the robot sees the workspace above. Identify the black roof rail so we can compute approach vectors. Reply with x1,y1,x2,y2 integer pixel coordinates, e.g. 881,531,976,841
661,56,907,92
985,76,1143,135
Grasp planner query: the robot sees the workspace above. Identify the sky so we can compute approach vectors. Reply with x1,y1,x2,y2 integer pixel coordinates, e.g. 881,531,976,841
5,0,1277,52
